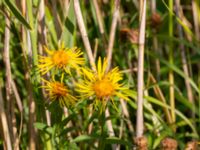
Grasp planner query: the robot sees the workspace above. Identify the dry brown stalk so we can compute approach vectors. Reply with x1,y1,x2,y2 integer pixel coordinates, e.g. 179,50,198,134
0,86,12,150
92,0,105,36
3,11,20,149
175,0,195,116
120,99,135,142
11,79,23,146
150,0,161,80
20,1,37,148
51,0,62,38
73,0,95,70
192,0,200,41
136,0,146,138
93,39,99,60
104,1,121,148
106,0,120,70
38,0,52,127
73,0,96,136
149,73,172,124
105,108,117,149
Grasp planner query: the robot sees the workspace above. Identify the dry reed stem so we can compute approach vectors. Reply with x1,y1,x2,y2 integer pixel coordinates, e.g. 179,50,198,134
92,0,105,36
73,0,95,70
175,0,194,110
120,99,135,142
192,0,200,41
25,5,37,150
51,0,62,38
73,0,96,135
149,74,172,123
73,1,116,143
11,79,23,146
4,12,20,149
105,109,117,149
105,1,121,146
38,0,47,53
136,0,146,138
4,10,12,137
20,0,37,149
63,107,72,139
150,0,160,80
0,87,12,150
38,0,52,127
106,0,135,145
106,0,120,70
93,38,99,60
11,80,23,113
61,0,70,17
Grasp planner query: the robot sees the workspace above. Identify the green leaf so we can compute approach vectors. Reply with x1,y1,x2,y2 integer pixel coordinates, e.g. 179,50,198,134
61,0,76,47
34,122,53,134
72,135,97,143
3,0,31,29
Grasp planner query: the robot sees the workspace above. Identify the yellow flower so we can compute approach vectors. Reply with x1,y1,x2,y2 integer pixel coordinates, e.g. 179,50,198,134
42,78,77,107
38,44,85,75
76,57,129,109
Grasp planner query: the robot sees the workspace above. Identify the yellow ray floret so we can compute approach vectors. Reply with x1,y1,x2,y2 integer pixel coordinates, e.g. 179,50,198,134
76,57,129,108
38,45,85,75
42,79,77,107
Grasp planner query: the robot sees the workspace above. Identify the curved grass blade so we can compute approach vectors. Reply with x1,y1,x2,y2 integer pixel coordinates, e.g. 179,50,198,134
3,0,31,29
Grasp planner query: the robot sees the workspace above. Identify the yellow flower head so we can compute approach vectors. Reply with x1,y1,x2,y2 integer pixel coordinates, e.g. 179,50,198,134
38,44,85,75
42,79,77,107
76,57,129,108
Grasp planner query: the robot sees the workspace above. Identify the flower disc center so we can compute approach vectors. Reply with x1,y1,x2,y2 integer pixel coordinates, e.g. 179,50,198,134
52,50,69,68
51,82,68,98
93,79,114,98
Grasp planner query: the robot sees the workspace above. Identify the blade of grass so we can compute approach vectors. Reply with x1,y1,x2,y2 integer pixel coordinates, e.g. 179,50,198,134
3,0,31,29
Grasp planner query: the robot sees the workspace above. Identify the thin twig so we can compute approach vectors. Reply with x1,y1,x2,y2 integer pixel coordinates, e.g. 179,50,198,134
136,0,146,138
4,11,20,149
26,1,37,148
105,1,121,148
73,0,96,136
11,79,23,147
149,73,172,123
105,109,117,149
92,0,107,46
175,0,195,120
51,0,62,38
73,0,95,70
192,0,200,41
38,0,52,127
120,99,134,142
0,86,12,150
92,0,104,35
150,0,160,80
106,0,120,70
4,10,12,139
93,38,99,60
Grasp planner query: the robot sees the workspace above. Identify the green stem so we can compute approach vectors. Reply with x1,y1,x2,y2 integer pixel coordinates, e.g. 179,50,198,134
169,0,175,129
98,112,105,150
27,0,38,80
